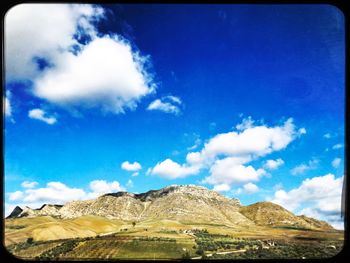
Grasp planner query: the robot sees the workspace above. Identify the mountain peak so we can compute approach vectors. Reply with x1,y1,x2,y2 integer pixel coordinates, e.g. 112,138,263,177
6,185,333,231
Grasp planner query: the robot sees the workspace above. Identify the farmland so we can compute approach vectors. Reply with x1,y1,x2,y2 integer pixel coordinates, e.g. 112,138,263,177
5,219,344,260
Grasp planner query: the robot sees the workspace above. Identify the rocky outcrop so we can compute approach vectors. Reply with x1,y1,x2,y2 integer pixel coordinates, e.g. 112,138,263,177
7,185,334,231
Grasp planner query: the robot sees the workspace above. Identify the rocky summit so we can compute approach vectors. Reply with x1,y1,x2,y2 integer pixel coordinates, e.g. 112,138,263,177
7,184,333,231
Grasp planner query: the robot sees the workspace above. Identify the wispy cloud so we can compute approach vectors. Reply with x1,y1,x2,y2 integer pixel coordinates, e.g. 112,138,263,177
28,108,57,124
234,183,259,195
21,181,38,189
323,133,331,139
291,159,318,175
332,144,343,150
332,158,341,168
147,95,182,115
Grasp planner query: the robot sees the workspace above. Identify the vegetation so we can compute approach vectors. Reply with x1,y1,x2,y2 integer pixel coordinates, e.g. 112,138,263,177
6,225,26,230
37,240,78,260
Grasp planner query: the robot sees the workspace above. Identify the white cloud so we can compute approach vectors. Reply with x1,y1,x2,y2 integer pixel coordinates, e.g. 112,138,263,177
9,191,24,201
150,159,200,179
332,144,343,150
151,118,301,187
89,180,124,196
34,37,155,114
298,127,306,135
187,138,202,151
21,182,86,204
147,95,182,115
235,116,255,131
332,158,341,168
28,108,57,124
291,159,319,175
21,181,38,189
197,118,298,162
166,95,182,104
273,183,283,191
264,158,284,170
126,179,133,188
5,4,103,80
121,161,142,172
271,174,344,229
213,184,230,192
235,183,259,195
6,180,125,208
131,172,139,177
204,157,266,186
323,133,331,139
4,91,12,117
6,4,155,115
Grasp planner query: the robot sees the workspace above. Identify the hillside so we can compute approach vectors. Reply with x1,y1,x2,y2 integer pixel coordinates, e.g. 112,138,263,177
7,185,333,232
239,201,333,231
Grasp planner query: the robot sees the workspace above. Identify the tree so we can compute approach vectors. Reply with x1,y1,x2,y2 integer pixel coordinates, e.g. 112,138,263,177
26,237,34,244
182,251,191,259
132,221,136,227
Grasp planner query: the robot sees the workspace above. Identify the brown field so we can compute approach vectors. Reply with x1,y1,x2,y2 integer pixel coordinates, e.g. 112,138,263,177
4,216,344,260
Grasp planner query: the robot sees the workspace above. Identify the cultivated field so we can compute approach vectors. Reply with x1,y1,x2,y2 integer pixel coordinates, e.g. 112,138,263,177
4,216,344,260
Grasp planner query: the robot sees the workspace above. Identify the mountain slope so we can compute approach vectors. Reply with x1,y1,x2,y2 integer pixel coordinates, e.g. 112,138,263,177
7,185,333,232
239,201,333,230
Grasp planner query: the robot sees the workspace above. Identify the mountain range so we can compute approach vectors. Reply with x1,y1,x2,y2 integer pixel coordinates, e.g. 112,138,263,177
7,184,333,231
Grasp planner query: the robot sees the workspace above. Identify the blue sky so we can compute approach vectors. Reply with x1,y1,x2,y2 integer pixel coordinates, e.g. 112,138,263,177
3,4,344,229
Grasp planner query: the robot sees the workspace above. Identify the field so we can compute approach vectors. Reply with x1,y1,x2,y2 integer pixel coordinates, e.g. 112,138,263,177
4,216,344,260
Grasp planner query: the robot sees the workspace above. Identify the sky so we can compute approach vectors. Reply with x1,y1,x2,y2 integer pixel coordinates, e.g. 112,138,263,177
3,4,345,229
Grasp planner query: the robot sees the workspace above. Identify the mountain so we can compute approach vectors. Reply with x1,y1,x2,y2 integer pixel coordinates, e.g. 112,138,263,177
6,206,23,218
7,184,333,231
239,201,333,231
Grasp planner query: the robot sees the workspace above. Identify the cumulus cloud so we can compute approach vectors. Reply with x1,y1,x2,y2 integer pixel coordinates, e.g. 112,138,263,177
6,179,126,209
235,183,259,195
147,95,182,115
6,4,155,114
213,184,230,192
151,118,302,188
271,174,344,229
21,182,86,203
121,161,142,172
132,172,139,177
291,159,319,175
21,181,38,188
28,108,57,124
332,158,341,168
149,159,200,179
264,158,284,170
5,4,103,80
332,144,343,150
203,157,266,185
88,180,124,197
196,118,297,162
